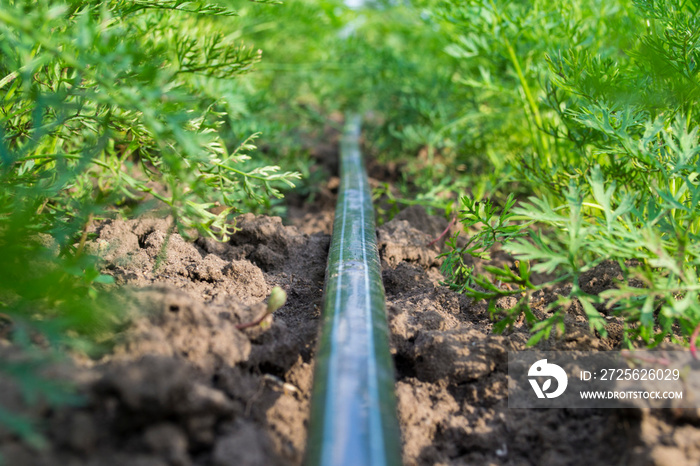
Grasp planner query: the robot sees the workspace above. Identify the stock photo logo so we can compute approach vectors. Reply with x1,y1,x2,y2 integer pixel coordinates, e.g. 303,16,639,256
528,359,568,399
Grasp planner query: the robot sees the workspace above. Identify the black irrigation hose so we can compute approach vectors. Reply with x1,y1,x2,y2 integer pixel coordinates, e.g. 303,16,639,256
306,115,403,466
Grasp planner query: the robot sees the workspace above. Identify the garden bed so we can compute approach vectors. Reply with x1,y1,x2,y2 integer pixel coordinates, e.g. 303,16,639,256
1,183,699,466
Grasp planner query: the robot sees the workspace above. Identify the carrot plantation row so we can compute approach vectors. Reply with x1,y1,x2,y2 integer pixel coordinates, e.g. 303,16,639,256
1,0,699,443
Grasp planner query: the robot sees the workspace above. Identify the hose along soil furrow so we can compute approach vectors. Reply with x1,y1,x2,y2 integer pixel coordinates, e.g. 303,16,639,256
306,115,402,466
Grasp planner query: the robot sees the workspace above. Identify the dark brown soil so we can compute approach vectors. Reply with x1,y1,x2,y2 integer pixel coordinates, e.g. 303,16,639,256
377,207,700,466
1,213,327,466
1,187,700,466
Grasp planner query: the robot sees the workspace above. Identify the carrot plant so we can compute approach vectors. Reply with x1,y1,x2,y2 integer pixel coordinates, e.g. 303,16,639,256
440,0,700,347
0,0,301,444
